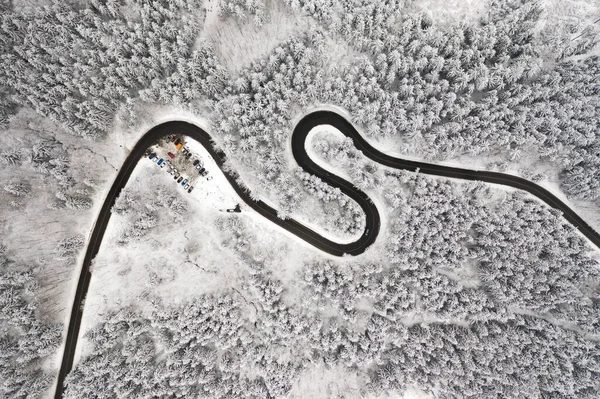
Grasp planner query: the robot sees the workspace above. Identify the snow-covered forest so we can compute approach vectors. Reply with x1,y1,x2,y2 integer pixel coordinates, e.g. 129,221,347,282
65,166,600,398
0,248,62,397
1,0,600,397
2,0,600,210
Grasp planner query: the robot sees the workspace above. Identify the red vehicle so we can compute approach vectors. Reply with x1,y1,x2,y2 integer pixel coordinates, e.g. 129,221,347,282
170,136,177,143
167,152,175,159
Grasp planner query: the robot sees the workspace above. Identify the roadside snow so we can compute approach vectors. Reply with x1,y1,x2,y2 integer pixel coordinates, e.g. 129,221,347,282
74,158,244,364
175,137,240,211
287,362,366,398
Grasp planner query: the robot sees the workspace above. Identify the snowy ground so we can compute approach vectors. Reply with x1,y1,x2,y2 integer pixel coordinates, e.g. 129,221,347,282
287,362,431,399
150,135,240,211
202,0,311,75
537,0,600,60
74,141,239,361
411,0,490,26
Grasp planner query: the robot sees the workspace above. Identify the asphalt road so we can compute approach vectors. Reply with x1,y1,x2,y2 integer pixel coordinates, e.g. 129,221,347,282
54,111,600,398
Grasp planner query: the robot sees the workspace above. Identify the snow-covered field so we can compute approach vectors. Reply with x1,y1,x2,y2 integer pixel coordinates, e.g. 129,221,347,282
411,0,490,26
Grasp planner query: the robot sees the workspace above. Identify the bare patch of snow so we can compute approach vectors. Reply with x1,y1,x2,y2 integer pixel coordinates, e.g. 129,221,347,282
410,0,490,26
287,362,366,399
202,0,311,76
536,0,600,60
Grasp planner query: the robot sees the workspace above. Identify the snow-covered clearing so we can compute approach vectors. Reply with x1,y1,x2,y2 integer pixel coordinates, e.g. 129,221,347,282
203,0,311,75
537,0,600,57
411,0,490,26
288,362,431,399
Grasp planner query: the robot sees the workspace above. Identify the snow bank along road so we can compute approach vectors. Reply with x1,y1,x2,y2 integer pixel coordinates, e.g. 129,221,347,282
55,110,600,398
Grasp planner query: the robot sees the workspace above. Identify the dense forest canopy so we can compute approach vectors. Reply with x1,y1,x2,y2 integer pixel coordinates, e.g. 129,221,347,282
0,0,599,398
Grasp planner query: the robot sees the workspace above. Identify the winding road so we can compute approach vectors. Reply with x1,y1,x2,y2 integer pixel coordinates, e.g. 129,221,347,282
55,110,600,398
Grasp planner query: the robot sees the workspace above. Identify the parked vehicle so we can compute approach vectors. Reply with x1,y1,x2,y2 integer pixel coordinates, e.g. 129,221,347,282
173,173,180,180
184,183,190,190
176,142,184,150
181,179,188,186
185,152,193,160
149,153,156,160
195,164,203,170
174,138,181,145
177,176,184,183
166,135,172,143
167,152,175,159
152,156,159,163
145,149,152,156
170,168,178,176
201,169,209,177
198,167,206,175
187,186,194,193
170,136,177,143
193,159,200,166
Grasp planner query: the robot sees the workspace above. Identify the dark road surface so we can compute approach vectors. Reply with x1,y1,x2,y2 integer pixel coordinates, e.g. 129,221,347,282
55,111,600,398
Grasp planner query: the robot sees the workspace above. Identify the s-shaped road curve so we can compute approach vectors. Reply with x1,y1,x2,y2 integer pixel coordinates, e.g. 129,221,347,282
55,110,600,398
